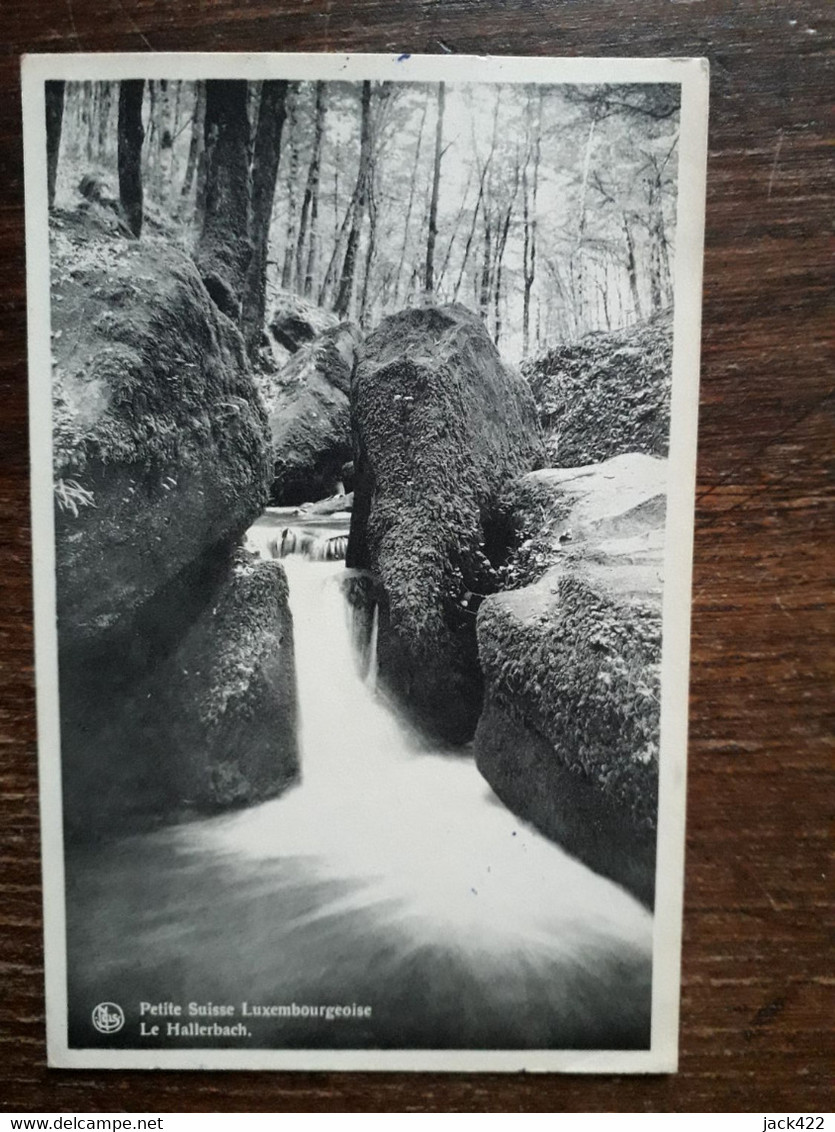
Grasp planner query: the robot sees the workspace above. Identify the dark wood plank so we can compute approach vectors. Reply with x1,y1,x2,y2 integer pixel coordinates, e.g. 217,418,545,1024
1,0,831,1112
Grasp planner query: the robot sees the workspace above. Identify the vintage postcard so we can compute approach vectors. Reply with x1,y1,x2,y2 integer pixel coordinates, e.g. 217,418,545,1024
22,52,707,1072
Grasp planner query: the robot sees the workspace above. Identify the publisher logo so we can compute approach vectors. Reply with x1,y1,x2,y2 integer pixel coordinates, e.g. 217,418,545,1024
91,1002,124,1034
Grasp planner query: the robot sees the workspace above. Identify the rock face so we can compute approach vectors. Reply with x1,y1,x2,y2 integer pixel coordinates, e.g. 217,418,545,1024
261,322,360,506
522,314,672,467
347,304,544,743
51,212,299,830
60,551,299,828
52,216,271,642
475,453,666,906
269,290,338,354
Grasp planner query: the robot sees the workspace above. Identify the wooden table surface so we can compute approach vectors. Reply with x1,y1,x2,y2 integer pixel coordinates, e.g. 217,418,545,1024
1,0,832,1114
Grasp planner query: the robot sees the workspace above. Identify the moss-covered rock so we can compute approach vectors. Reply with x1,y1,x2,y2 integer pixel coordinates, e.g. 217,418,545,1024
475,453,666,905
269,290,338,354
523,314,672,467
50,211,271,643
348,304,544,743
49,212,296,831
260,322,360,506
61,550,299,830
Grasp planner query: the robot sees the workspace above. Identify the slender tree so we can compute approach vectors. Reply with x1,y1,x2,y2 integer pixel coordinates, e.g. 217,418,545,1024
241,80,289,357
479,214,492,321
333,81,372,319
318,196,353,308
196,80,252,318
358,174,378,329
645,175,664,314
296,80,326,298
492,154,520,343
156,79,172,202
281,92,300,290
45,81,65,210
392,92,428,307
117,80,145,238
180,82,205,214
96,81,112,165
437,166,473,293
622,213,642,321
424,82,445,295
82,81,95,164
457,89,500,307
144,81,157,186
521,88,542,355
570,106,600,336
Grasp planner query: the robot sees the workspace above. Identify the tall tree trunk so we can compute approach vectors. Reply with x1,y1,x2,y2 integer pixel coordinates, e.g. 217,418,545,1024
169,80,183,190
393,102,426,303
180,82,205,209
452,173,486,303
437,167,472,293
45,81,65,210
241,80,289,358
117,80,145,238
479,215,492,322
281,93,300,291
96,82,112,165
653,170,673,307
195,130,208,228
303,147,322,299
493,162,519,344
646,178,663,314
318,197,352,308
358,177,378,330
333,81,372,320
144,81,156,185
598,269,611,329
454,90,499,304
424,81,445,295
522,89,542,356
157,79,172,204
83,81,95,164
622,213,642,321
522,170,532,349
296,81,326,297
392,93,428,307
196,80,252,319
570,110,598,336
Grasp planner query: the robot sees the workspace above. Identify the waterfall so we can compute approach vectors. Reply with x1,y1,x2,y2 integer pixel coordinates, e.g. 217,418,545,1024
246,523,348,563
366,601,379,693
67,507,655,1052
240,513,653,951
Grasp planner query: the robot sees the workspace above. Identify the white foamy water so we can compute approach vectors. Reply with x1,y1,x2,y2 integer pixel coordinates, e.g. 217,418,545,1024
67,512,653,1050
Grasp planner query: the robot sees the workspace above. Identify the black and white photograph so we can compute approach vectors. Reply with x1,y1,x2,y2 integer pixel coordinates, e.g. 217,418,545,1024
23,53,707,1072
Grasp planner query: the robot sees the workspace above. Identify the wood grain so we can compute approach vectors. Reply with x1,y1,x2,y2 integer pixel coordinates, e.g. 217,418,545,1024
1,0,832,1113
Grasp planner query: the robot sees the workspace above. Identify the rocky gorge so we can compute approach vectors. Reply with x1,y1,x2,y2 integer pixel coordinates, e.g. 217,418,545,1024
53,205,668,909
52,209,298,831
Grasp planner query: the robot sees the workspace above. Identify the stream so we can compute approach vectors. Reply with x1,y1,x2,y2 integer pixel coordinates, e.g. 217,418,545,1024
66,510,653,1051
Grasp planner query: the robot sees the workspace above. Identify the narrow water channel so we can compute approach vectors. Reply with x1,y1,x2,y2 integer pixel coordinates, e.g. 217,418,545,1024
66,510,652,1051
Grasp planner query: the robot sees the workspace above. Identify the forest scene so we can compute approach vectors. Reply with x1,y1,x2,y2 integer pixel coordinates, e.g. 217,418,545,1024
48,77,678,357
46,73,678,1053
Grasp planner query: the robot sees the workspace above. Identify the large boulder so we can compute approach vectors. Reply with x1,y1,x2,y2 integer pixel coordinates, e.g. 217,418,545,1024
50,213,296,828
261,322,360,505
268,290,338,354
347,304,544,743
522,313,672,467
60,550,299,831
475,453,666,906
50,213,271,643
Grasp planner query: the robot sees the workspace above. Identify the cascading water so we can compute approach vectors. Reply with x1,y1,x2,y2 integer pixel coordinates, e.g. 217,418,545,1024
66,509,654,1051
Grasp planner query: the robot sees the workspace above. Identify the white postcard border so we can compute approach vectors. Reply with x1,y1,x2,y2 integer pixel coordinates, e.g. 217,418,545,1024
22,50,709,1074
